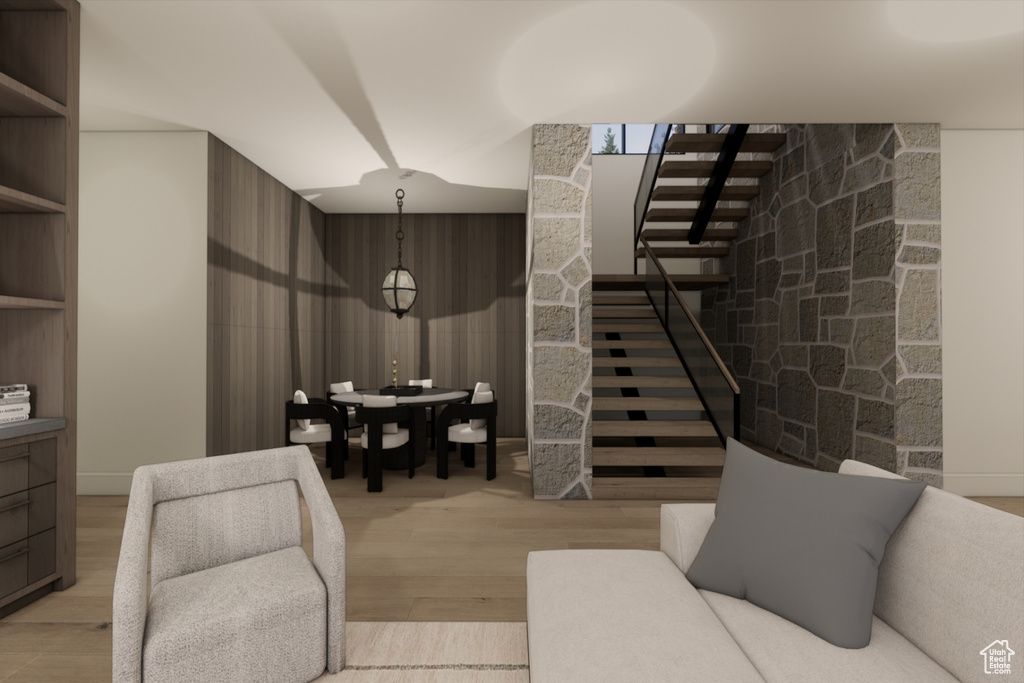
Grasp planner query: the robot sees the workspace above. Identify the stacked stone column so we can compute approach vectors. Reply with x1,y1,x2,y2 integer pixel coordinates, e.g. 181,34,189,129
526,125,593,499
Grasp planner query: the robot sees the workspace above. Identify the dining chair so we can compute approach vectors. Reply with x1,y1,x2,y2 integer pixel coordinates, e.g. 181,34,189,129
328,381,361,436
285,390,347,479
355,394,414,493
408,378,436,449
112,446,345,683
437,388,497,481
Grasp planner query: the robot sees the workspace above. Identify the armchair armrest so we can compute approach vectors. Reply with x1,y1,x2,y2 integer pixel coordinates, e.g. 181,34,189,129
294,451,347,674
660,503,715,574
112,473,156,683
437,400,498,428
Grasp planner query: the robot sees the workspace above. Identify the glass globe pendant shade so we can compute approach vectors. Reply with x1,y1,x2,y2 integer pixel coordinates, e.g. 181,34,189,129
382,265,418,319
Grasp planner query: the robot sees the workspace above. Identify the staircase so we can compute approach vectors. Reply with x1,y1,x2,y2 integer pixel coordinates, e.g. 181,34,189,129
590,126,786,500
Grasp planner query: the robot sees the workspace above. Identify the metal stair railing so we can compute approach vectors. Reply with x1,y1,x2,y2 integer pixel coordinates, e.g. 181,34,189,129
639,235,741,444
633,123,672,258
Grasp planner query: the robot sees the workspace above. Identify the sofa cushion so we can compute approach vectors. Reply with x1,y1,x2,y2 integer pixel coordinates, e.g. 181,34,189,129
686,438,925,648
527,549,765,683
840,459,1024,683
144,545,326,683
699,589,959,683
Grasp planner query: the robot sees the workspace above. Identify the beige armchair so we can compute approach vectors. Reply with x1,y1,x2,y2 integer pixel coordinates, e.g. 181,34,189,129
112,446,345,682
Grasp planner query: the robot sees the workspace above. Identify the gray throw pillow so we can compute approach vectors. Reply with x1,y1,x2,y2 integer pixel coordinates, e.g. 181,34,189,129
686,438,926,649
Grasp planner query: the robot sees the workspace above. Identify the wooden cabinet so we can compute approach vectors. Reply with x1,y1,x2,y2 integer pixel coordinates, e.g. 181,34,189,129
0,0,78,616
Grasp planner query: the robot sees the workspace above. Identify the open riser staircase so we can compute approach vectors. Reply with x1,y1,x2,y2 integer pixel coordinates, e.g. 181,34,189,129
591,125,786,500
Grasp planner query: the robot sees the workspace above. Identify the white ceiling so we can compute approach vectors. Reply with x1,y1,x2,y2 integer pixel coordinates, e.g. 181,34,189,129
80,0,1024,214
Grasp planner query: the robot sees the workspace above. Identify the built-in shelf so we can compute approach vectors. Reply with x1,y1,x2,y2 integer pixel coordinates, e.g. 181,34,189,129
0,417,66,441
0,184,65,213
0,295,63,310
0,71,66,118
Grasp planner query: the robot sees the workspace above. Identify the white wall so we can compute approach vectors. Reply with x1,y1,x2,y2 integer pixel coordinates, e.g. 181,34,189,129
592,154,645,275
78,132,209,494
941,130,1024,496
591,153,702,310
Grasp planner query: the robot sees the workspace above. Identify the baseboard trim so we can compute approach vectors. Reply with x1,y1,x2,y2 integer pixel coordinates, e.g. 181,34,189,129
943,473,1024,497
77,472,134,495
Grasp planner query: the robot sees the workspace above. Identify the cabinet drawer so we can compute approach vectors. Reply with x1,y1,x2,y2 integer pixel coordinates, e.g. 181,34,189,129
0,443,30,498
0,529,55,600
0,483,55,548
0,438,56,498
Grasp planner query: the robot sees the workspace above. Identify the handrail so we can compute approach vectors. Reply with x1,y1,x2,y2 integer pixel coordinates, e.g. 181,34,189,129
640,235,741,443
640,236,739,394
633,123,672,251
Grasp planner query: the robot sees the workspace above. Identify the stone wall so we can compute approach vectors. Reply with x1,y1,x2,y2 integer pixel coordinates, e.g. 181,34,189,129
701,124,942,482
526,124,594,499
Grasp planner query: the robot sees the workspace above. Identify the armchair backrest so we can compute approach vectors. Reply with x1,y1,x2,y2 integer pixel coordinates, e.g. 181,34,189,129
362,393,399,434
330,381,354,395
470,390,493,430
133,449,308,585
409,379,433,388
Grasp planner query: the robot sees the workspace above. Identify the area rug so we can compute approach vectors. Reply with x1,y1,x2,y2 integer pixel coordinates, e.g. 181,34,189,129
316,622,529,682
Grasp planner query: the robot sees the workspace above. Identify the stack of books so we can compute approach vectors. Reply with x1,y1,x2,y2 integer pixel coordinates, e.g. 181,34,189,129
0,383,31,425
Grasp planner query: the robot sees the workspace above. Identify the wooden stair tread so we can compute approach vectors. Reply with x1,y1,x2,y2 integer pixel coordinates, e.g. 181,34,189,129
592,446,725,467
591,477,721,501
592,274,729,291
665,132,787,154
593,323,665,333
641,228,738,241
593,356,682,368
593,295,650,306
593,420,718,437
593,397,703,411
592,375,692,388
651,185,759,202
636,246,730,259
592,308,656,319
592,339,672,349
658,160,773,179
646,208,748,222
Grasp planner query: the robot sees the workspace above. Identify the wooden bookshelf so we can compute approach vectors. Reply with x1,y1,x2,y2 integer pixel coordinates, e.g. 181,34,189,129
0,0,77,616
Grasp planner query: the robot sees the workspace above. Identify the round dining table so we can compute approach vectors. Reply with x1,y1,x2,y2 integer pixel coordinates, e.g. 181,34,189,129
329,387,469,469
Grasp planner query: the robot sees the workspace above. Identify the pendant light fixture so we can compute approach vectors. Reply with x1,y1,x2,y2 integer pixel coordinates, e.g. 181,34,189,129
381,188,417,319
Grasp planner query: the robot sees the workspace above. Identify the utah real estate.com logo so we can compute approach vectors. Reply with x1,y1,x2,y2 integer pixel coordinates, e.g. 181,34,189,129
980,640,1015,675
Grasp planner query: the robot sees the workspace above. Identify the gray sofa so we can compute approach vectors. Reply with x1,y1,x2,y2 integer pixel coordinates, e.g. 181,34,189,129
527,459,1024,683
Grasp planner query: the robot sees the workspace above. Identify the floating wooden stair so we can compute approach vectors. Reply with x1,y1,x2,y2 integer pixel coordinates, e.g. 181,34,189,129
591,292,723,500
642,228,738,242
664,132,787,154
592,274,729,291
646,207,749,223
651,185,758,202
658,160,772,179
634,246,730,259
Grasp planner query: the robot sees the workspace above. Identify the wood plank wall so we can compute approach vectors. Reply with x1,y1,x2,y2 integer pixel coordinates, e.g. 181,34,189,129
324,214,526,437
207,136,327,456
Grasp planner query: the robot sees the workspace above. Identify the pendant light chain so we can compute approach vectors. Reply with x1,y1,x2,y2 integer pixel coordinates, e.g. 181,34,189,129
395,188,405,267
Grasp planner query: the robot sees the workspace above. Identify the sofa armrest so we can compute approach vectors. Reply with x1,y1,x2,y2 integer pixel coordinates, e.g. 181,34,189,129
660,503,715,574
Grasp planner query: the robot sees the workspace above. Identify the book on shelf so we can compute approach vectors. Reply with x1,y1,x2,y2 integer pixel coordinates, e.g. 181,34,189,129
0,390,30,401
0,395,30,406
0,383,28,393
0,413,29,425
0,401,30,414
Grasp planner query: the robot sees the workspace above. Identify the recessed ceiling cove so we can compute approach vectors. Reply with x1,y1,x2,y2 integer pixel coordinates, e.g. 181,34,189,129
497,1,715,124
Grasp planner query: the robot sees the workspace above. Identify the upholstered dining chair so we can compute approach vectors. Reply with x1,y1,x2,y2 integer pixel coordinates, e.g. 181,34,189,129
408,378,436,448
328,381,361,436
437,385,497,480
112,446,345,683
286,389,346,479
355,394,415,493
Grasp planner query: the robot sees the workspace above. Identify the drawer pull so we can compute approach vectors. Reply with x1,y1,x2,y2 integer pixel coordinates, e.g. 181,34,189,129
0,547,28,565
0,449,30,464
0,499,30,515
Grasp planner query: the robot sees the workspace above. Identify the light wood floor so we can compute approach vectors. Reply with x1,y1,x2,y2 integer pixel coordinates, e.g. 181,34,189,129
0,438,1020,681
